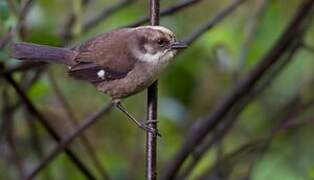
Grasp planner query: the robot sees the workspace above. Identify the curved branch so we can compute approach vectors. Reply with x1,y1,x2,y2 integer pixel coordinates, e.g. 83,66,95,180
47,70,111,180
25,102,113,180
83,0,135,32
179,40,303,179
183,0,248,45
4,74,97,180
162,0,314,179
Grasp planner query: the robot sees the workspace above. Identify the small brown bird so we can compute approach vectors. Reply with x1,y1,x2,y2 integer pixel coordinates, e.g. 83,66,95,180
11,26,187,135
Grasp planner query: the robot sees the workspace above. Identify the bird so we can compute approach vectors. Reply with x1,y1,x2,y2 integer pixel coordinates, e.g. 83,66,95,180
10,25,187,135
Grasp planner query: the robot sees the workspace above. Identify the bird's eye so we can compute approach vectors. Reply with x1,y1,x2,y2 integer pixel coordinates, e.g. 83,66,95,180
157,39,167,46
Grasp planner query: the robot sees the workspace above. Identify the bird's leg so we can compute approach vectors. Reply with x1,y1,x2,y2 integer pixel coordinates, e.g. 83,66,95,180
112,99,161,137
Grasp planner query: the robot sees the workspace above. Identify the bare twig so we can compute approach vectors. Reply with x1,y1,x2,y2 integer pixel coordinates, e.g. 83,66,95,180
25,102,114,180
301,42,314,53
47,70,111,180
198,96,314,180
3,74,97,180
5,123,26,180
0,62,45,77
2,88,25,179
183,0,248,45
179,31,304,179
162,1,314,179
0,88,12,142
83,0,134,32
236,0,269,74
61,0,134,44
0,28,14,49
16,0,34,39
196,139,265,180
127,0,202,27
198,95,314,179
60,0,91,44
146,0,160,180
0,67,46,133
246,96,314,178
162,0,251,176
24,110,46,158
21,67,46,90
1,67,45,142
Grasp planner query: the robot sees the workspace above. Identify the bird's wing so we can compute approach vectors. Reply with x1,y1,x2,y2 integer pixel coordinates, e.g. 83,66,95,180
68,62,128,84
68,29,137,83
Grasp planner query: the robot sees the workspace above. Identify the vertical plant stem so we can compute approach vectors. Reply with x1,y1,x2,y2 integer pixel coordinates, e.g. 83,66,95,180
146,1,159,180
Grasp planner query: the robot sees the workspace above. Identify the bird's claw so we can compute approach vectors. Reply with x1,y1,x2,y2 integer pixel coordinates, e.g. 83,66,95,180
140,124,161,137
146,119,159,124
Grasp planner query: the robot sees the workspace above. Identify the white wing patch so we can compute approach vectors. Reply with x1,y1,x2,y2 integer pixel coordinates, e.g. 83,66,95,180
97,70,106,79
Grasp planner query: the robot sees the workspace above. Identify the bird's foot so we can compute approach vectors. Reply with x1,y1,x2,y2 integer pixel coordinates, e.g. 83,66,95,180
112,99,161,137
139,123,161,137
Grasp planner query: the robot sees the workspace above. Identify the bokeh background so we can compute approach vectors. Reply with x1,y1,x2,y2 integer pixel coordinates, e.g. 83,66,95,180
0,0,313,179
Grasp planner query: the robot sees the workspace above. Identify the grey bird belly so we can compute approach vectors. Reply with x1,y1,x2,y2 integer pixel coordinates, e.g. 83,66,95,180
96,62,162,99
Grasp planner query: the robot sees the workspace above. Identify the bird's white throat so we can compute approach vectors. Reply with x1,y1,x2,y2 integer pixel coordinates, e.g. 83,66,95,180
136,50,176,65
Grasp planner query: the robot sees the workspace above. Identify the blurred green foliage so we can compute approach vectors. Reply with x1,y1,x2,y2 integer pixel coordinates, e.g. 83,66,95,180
0,0,313,179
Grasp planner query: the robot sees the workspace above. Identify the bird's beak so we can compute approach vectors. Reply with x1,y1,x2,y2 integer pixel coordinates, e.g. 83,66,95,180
170,41,187,50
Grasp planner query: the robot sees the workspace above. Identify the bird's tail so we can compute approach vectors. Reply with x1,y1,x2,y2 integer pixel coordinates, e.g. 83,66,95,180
10,42,76,66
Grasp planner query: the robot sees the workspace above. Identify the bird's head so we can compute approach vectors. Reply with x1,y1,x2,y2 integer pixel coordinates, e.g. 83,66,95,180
131,26,187,64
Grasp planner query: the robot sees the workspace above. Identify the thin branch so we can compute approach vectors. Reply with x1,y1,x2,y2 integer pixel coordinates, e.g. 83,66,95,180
145,1,160,180
18,0,34,22
21,67,46,90
236,0,269,74
198,96,314,180
162,1,249,177
179,35,304,179
17,0,35,39
5,122,26,180
0,67,46,133
25,102,114,180
1,67,44,142
177,109,237,179
241,103,314,179
0,28,14,49
61,0,135,44
127,0,202,27
162,1,314,179
83,0,135,32
0,62,45,77
0,88,12,142
60,0,91,44
47,70,111,180
3,74,97,180
183,0,248,45
24,110,46,159
196,139,265,180
301,42,314,54
2,88,25,179
246,97,314,178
